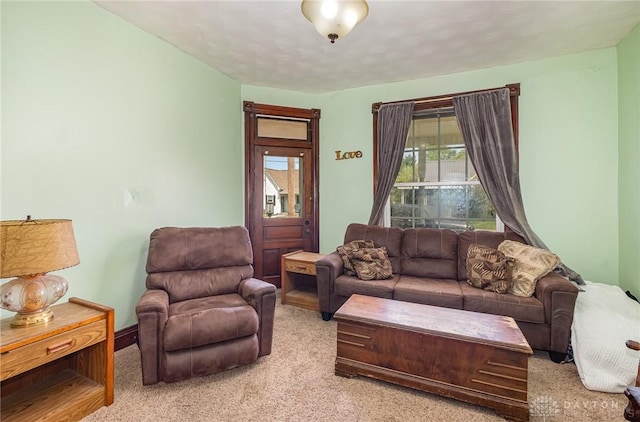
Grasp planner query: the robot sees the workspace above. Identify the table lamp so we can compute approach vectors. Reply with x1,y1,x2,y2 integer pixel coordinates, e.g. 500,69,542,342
0,216,80,327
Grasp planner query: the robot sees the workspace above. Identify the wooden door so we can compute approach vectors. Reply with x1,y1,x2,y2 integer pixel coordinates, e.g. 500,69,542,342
244,102,320,287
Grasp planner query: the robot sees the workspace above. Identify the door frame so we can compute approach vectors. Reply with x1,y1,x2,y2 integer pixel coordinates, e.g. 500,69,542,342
243,101,321,279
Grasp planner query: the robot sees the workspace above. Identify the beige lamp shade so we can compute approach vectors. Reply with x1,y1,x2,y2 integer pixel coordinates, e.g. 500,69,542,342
1,218,80,278
301,0,369,43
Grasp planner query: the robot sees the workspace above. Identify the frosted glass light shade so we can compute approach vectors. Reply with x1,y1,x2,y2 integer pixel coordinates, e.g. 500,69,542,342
301,0,369,43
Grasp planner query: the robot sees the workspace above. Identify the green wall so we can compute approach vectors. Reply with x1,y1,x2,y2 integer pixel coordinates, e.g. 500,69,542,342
1,2,242,328
244,48,620,286
2,1,635,331
618,23,640,296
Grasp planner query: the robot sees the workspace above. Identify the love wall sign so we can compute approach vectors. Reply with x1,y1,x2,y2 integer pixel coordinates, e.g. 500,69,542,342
335,150,363,160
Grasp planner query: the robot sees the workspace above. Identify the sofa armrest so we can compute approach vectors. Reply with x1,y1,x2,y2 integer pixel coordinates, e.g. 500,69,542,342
135,289,169,385
535,272,580,353
316,252,344,314
239,277,276,357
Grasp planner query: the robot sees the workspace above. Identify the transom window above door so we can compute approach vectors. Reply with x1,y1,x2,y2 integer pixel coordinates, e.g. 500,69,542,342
257,117,308,140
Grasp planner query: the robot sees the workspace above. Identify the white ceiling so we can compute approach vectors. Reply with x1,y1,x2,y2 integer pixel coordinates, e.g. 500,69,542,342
94,0,640,94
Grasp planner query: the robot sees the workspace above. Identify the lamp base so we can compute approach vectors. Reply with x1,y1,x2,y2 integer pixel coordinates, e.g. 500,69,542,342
0,273,68,328
10,307,54,327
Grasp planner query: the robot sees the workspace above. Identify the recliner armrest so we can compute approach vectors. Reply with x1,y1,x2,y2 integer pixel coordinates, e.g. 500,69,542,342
136,289,169,316
239,277,277,306
135,289,169,385
239,278,276,357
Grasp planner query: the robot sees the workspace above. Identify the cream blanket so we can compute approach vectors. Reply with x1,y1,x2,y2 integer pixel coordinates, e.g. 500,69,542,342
571,281,640,392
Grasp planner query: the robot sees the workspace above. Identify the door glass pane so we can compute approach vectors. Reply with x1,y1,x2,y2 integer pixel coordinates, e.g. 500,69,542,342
258,118,308,140
264,155,303,218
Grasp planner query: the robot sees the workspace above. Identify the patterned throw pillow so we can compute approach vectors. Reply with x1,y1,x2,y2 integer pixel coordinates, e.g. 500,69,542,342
498,240,560,297
350,247,393,281
336,240,375,276
466,244,515,294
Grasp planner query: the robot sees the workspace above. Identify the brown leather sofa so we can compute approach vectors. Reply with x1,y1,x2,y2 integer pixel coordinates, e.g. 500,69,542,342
316,223,579,362
136,226,276,385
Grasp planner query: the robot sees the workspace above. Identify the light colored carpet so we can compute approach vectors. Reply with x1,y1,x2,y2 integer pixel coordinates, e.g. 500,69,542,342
83,298,628,422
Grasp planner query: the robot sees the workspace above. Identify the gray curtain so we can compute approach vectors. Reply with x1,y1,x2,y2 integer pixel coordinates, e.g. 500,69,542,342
452,88,584,284
368,102,414,225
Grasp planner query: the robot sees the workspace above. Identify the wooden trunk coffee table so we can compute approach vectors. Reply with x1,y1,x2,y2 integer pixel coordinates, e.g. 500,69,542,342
334,294,533,421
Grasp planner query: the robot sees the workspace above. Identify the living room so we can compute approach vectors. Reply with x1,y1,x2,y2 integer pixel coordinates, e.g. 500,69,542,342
1,1,639,421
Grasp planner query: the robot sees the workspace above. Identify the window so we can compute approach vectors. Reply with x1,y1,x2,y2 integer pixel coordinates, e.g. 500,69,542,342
388,109,498,231
373,84,520,232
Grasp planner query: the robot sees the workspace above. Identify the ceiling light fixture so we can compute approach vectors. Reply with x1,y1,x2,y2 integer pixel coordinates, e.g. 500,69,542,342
301,0,369,44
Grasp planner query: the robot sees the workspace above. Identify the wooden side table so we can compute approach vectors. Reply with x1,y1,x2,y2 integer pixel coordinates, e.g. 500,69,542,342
281,250,325,311
0,297,114,422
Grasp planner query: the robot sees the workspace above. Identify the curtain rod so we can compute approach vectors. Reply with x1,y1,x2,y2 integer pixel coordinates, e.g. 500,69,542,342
372,83,520,112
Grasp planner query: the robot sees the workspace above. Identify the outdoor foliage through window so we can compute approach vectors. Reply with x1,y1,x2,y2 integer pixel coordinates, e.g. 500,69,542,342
389,109,497,231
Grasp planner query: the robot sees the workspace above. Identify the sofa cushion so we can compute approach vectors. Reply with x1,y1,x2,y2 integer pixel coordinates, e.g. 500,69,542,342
350,247,393,281
466,244,515,294
401,228,458,279
498,240,560,297
393,276,463,309
460,282,545,323
336,239,375,276
334,273,399,299
457,230,526,281
164,294,258,352
344,223,403,273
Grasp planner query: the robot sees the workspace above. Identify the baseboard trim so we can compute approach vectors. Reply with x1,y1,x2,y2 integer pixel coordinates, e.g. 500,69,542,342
115,324,138,351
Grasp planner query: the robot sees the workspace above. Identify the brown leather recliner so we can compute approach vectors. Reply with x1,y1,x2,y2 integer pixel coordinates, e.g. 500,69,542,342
136,226,276,385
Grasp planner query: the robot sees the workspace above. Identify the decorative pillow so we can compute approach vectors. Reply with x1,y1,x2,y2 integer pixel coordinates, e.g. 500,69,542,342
498,240,560,297
466,244,515,294
336,240,375,276
349,247,393,281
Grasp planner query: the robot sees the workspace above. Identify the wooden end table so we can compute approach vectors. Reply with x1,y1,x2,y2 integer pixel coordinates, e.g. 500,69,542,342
281,250,325,311
0,297,114,422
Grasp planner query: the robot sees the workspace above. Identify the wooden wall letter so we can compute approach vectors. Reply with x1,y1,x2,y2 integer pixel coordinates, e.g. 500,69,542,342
335,150,363,160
